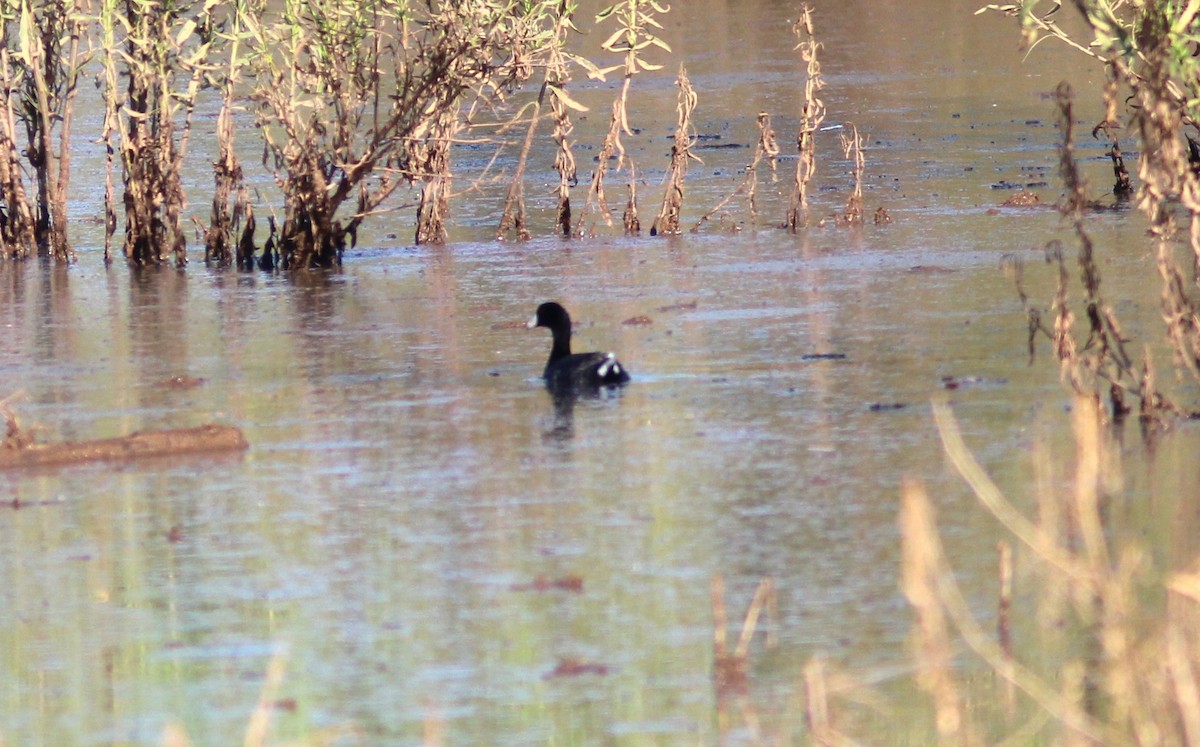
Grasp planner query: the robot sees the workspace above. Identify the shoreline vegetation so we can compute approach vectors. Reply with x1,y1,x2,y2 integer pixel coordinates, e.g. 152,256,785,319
0,0,876,272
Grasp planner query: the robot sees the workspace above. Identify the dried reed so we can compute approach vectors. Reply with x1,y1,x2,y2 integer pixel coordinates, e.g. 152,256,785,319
204,0,257,267
692,112,779,233
1004,83,1175,423
0,0,84,261
913,396,1200,742
839,123,864,226
711,574,776,696
574,0,671,238
496,103,537,242
650,65,699,236
495,3,585,242
785,4,825,232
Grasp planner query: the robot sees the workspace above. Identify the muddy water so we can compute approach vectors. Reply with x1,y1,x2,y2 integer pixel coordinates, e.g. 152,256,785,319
1,1,1197,744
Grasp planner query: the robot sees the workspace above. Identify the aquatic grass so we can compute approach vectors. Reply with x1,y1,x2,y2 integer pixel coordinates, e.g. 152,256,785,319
497,2,586,242
247,0,569,260
0,0,884,265
987,2,1200,414
203,0,259,268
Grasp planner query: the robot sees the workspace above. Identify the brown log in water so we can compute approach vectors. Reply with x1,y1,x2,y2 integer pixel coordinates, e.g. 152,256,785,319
0,424,249,470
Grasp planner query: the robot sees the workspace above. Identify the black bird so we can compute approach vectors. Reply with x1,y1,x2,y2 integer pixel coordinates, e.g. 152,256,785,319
527,301,631,390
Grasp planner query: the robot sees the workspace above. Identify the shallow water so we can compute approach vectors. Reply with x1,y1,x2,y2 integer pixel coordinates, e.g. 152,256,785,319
1,1,1197,744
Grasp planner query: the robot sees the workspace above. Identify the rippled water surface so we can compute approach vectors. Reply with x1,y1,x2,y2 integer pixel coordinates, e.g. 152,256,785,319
2,1,1197,745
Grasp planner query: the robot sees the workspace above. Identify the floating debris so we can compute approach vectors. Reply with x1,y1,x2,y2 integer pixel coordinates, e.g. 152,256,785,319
510,575,584,593
544,657,610,679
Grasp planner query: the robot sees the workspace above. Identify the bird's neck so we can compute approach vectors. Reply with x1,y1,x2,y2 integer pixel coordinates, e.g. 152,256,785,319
549,329,572,363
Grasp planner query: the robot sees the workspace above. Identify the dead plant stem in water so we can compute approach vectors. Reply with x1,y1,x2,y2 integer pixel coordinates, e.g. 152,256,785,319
916,397,1200,742
650,65,699,237
1005,83,1174,423
0,0,84,261
786,4,825,232
710,575,776,697
574,0,670,237
693,112,779,233
839,123,864,226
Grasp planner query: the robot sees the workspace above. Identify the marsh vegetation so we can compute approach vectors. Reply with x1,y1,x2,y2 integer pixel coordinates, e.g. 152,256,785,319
7,0,1200,744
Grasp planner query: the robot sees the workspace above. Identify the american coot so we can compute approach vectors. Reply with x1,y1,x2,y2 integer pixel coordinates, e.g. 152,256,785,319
527,302,631,389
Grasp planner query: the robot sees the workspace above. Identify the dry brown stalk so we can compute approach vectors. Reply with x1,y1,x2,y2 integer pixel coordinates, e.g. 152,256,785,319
997,540,1016,714
108,0,212,268
1008,84,1178,422
205,86,245,267
0,0,86,262
785,4,825,232
899,477,974,743
575,96,624,237
204,3,256,268
710,575,775,696
0,47,41,259
413,111,459,246
551,89,577,236
691,112,779,233
497,3,584,242
801,658,863,747
922,397,1200,742
622,159,640,235
574,0,670,238
650,65,699,237
839,123,864,225
496,103,537,242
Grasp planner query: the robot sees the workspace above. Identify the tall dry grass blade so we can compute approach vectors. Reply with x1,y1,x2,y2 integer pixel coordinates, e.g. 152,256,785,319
998,539,1016,715
1167,618,1200,744
497,102,538,242
1070,396,1110,572
734,577,775,658
899,477,972,742
243,644,289,747
803,657,831,740
839,123,864,225
932,399,1084,580
711,574,729,657
802,657,865,747
900,475,1107,743
622,158,640,235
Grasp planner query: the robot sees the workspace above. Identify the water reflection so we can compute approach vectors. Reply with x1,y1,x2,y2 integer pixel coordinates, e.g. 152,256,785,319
541,385,627,446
